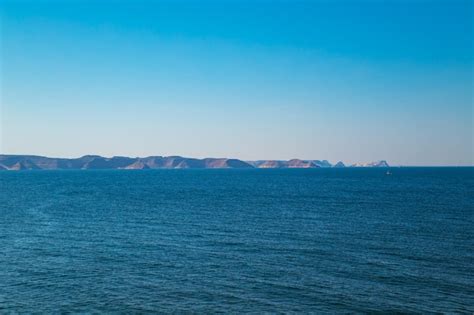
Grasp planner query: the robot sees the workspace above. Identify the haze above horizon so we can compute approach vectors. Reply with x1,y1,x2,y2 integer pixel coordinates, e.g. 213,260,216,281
1,0,472,166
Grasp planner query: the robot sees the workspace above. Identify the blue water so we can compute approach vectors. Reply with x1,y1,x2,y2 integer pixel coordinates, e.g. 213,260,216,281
0,168,473,313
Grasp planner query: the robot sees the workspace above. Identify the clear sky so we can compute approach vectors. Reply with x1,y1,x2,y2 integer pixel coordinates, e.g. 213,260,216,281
0,0,472,165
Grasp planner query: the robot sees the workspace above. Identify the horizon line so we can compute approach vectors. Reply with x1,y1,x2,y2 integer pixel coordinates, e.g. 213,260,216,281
1,153,473,167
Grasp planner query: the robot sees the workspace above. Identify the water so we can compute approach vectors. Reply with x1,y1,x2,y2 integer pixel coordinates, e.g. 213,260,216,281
1,168,473,313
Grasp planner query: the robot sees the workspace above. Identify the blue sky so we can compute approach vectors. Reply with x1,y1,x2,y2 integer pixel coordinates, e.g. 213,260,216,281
1,0,472,165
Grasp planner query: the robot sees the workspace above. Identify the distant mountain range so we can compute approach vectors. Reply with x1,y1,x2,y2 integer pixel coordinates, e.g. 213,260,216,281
0,155,390,170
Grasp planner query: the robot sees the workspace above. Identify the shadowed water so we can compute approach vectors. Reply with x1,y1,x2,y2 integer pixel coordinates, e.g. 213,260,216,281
0,168,473,313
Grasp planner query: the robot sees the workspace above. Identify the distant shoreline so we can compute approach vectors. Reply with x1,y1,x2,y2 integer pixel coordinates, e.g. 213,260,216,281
0,154,393,171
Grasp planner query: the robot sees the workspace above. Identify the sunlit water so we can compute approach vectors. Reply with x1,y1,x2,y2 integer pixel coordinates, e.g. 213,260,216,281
1,168,473,313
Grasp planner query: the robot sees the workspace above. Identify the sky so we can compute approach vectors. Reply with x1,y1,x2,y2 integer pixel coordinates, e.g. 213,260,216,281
0,0,472,165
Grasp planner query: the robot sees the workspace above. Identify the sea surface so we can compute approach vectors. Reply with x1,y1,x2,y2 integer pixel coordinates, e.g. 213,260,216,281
0,168,473,313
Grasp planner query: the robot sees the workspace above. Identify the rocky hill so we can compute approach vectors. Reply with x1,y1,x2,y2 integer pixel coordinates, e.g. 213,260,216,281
350,160,390,167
